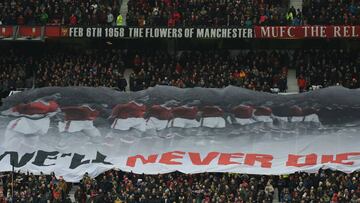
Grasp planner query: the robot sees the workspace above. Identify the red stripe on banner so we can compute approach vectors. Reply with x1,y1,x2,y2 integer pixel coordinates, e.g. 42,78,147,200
45,26,62,37
10,118,21,130
18,26,42,37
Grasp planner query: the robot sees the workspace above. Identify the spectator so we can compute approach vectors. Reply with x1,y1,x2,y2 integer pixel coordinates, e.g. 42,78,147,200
117,74,128,91
107,10,114,26
39,11,49,25
69,14,77,26
116,13,123,26
297,75,306,93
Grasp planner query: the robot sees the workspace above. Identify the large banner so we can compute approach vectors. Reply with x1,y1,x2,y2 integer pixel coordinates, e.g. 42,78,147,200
3,25,360,39
0,86,360,182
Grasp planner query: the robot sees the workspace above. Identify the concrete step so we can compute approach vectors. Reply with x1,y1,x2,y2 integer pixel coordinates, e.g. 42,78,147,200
124,68,134,91
68,184,77,203
287,69,298,93
273,188,280,203
289,0,303,10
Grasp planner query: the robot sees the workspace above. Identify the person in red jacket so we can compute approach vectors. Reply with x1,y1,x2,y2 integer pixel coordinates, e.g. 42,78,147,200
297,75,307,93
302,107,320,123
253,106,273,123
146,104,173,130
4,100,59,117
172,106,200,128
110,101,147,131
52,186,62,202
273,105,303,122
172,11,181,24
3,100,59,135
0,186,4,203
2,99,60,148
200,106,226,128
229,105,255,125
273,106,320,124
69,14,77,25
58,105,101,137
167,17,175,27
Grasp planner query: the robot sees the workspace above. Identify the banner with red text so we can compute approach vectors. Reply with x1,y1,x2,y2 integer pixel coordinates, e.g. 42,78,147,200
0,86,360,182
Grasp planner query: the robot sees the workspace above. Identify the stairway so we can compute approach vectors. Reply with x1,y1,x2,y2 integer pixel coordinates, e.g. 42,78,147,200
68,185,77,202
289,0,303,10
124,68,134,91
273,188,280,203
287,69,298,93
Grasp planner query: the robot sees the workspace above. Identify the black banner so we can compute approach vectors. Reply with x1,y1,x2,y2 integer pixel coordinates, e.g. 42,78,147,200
65,27,253,39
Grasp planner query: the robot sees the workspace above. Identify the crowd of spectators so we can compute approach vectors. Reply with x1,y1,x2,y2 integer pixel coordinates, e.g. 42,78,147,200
2,48,360,95
127,0,360,27
277,170,360,202
1,0,360,26
1,170,359,203
75,171,275,203
33,49,128,89
129,50,288,92
0,0,120,26
0,49,34,92
0,48,128,92
0,172,72,203
302,0,360,25
295,49,360,92
127,0,291,27
0,49,288,94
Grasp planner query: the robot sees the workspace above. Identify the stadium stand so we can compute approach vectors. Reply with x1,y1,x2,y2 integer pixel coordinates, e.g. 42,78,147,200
0,49,34,91
302,0,360,25
1,0,360,26
0,172,72,202
295,49,360,92
0,0,120,25
1,1,360,203
129,50,288,92
125,0,360,27
1,170,359,202
2,48,360,94
0,48,289,92
126,0,290,27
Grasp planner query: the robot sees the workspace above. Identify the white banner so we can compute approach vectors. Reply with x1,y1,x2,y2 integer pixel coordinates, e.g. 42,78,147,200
0,86,359,182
